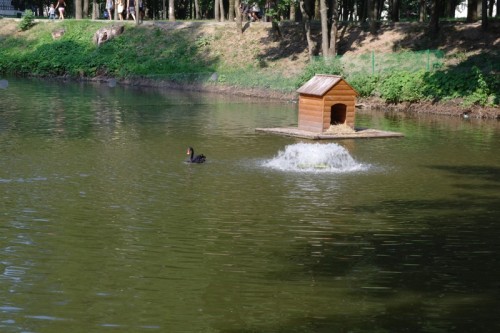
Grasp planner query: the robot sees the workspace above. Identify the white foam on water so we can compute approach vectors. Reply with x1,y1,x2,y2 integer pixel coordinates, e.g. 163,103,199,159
262,143,370,173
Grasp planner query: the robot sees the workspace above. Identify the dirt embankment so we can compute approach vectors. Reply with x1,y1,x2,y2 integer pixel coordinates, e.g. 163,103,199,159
1,18,499,118
115,20,500,119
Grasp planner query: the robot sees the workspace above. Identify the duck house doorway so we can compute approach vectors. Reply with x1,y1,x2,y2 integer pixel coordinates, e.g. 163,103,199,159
331,104,347,125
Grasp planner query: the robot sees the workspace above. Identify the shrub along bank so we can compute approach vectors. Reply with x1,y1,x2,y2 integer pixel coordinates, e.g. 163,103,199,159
298,56,500,107
0,19,499,109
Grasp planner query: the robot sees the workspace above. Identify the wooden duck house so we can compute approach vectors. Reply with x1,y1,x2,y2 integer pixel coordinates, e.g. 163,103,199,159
296,75,358,133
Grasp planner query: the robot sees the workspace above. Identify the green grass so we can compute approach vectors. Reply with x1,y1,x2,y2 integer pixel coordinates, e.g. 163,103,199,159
0,20,219,78
1,19,498,105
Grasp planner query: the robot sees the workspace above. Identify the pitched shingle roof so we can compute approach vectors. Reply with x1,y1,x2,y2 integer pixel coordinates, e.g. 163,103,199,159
296,74,343,96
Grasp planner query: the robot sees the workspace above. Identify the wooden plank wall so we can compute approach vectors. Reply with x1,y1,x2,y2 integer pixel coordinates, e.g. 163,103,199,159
323,81,356,129
298,80,357,132
298,95,324,132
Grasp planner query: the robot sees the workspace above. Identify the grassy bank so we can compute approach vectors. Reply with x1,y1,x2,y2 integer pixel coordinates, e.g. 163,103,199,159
0,18,499,112
0,19,301,93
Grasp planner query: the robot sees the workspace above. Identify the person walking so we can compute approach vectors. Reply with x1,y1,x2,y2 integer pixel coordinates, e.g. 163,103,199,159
48,3,56,20
117,0,125,20
127,0,136,21
55,0,66,19
105,0,114,20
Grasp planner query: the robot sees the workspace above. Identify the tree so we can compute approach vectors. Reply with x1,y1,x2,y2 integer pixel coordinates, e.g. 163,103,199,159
75,0,83,18
319,0,329,55
135,0,140,24
92,0,97,19
215,0,220,20
444,0,457,17
419,0,425,21
299,0,315,57
235,0,242,34
83,0,89,17
328,0,338,56
290,0,296,21
368,0,379,34
481,0,488,29
228,0,234,20
389,0,400,21
488,0,495,17
316,0,339,56
169,0,175,20
194,0,201,19
428,0,440,33
467,0,478,21
219,0,225,21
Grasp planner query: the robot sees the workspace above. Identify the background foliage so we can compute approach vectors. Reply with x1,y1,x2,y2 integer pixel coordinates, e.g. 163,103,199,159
0,20,499,106
299,54,499,106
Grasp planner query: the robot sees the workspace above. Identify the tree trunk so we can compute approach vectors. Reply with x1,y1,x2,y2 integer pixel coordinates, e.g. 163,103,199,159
419,0,426,21
390,0,400,21
83,0,89,17
358,0,366,22
162,0,166,19
169,0,175,20
349,0,355,21
215,0,220,20
315,0,320,18
467,0,478,21
235,0,242,33
429,0,440,33
135,0,140,24
319,0,329,56
488,0,495,16
328,0,338,56
376,0,383,19
75,0,83,18
219,0,225,21
228,0,234,20
368,0,378,34
290,0,296,21
481,0,488,29
91,0,96,19
340,0,346,20
444,0,454,18
299,0,315,57
194,0,200,18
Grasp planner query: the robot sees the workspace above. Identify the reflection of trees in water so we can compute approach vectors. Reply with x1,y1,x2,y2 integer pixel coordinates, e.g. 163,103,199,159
250,165,500,333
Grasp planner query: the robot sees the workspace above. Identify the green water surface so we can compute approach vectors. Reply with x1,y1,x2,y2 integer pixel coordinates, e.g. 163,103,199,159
1,78,500,333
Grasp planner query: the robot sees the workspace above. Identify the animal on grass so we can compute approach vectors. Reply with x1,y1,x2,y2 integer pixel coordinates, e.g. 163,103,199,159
186,147,206,164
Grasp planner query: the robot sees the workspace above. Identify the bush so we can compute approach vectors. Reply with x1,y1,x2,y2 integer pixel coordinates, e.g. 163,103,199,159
348,75,379,97
18,10,35,31
379,70,425,103
463,67,490,106
422,66,498,106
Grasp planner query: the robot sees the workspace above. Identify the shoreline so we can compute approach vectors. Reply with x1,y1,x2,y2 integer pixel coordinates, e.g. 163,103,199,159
8,74,500,119
113,77,500,120
1,18,498,120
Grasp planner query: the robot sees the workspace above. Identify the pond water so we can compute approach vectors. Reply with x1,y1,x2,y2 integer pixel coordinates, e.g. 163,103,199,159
1,77,500,333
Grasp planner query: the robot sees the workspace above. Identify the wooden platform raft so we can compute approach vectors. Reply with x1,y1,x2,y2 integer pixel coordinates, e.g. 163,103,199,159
256,74,403,140
255,127,404,140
